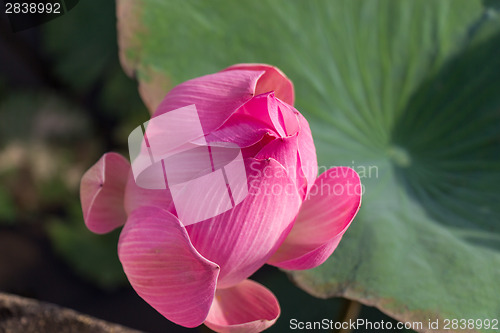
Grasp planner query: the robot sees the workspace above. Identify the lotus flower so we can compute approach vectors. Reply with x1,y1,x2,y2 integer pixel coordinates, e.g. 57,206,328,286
80,64,361,332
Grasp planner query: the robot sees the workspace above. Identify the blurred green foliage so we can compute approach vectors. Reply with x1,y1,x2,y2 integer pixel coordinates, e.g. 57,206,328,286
47,202,127,289
0,186,16,223
0,0,146,289
42,0,115,91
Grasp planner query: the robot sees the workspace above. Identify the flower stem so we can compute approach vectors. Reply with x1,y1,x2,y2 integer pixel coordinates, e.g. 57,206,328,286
334,298,362,333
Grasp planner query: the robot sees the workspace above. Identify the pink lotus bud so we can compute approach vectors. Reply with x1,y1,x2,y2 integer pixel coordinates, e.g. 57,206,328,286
80,64,361,332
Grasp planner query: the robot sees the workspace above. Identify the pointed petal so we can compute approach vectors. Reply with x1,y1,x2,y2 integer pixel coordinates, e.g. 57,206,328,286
205,92,299,149
296,112,318,195
118,206,220,328
241,133,277,160
235,92,286,138
255,135,300,190
205,279,280,333
223,63,294,106
153,70,264,134
186,158,302,288
80,153,130,234
205,113,278,148
275,98,299,136
268,167,361,270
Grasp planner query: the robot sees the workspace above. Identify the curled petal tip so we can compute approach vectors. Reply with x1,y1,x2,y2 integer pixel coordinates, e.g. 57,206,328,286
80,152,130,234
223,63,295,106
205,279,280,333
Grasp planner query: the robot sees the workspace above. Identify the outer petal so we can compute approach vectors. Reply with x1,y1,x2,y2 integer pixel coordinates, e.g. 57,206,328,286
186,158,302,288
290,106,317,196
118,207,220,328
153,70,264,134
205,280,280,333
124,170,174,215
80,152,129,234
223,63,295,106
268,167,361,270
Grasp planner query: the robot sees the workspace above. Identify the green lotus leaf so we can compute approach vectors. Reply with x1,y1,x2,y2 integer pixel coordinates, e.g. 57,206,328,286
117,0,500,330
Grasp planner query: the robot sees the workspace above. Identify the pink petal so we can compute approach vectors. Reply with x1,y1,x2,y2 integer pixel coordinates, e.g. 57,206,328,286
223,63,295,106
275,99,299,136
186,158,302,288
268,167,361,270
161,145,246,227
235,95,307,195
80,153,130,234
240,133,277,160
205,113,279,148
118,206,220,328
296,112,318,195
124,170,174,215
204,92,299,150
254,135,300,190
153,70,264,134
205,279,280,333
235,92,286,138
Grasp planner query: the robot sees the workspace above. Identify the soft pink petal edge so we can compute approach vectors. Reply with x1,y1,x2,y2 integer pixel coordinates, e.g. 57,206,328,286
153,69,264,134
223,63,295,106
295,112,318,196
118,206,220,328
267,167,361,270
205,279,280,333
80,152,130,234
